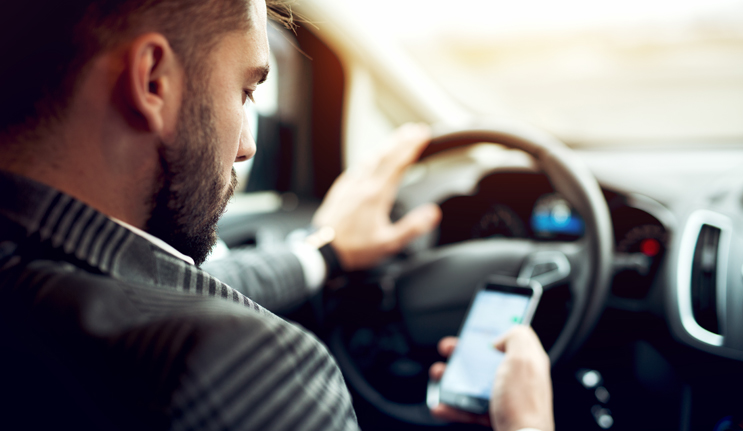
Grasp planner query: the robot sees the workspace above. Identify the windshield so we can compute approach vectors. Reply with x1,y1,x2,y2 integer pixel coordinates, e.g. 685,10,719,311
341,0,743,147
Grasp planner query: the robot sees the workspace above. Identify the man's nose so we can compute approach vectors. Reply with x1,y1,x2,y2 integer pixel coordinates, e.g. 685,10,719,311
235,105,257,162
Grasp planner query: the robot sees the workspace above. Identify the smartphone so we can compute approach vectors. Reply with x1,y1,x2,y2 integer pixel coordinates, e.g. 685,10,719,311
437,276,543,414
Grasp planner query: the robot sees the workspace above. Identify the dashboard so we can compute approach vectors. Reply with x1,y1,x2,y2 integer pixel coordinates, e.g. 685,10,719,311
430,171,669,301
381,145,743,428
392,144,743,357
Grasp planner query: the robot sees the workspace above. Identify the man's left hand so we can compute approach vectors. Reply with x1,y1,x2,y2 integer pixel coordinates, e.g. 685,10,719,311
312,123,441,271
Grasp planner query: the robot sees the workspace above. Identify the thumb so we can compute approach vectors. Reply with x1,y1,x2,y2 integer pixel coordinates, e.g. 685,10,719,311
493,325,521,352
494,334,508,353
494,325,538,353
387,203,441,252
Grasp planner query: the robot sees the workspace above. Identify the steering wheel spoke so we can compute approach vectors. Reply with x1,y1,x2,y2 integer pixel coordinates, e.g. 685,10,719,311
397,239,538,312
518,246,574,289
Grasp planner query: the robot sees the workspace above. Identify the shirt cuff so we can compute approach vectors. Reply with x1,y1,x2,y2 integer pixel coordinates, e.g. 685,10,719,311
290,241,327,293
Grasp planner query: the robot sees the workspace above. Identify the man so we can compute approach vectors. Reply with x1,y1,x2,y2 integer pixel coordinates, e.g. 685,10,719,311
0,0,553,430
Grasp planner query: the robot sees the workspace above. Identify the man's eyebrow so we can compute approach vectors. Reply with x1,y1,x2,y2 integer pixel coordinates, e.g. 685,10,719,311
249,64,270,85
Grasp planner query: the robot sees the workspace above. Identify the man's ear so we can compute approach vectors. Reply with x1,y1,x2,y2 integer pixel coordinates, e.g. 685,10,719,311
125,33,183,138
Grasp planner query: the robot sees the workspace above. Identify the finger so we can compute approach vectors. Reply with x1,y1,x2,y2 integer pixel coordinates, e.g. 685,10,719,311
387,123,431,165
494,331,509,353
375,123,431,181
429,362,446,380
430,404,491,427
437,336,458,357
385,203,441,253
494,325,540,353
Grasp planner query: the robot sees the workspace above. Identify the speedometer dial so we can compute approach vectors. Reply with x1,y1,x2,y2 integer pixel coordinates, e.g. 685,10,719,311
472,204,526,239
613,223,668,299
616,224,667,255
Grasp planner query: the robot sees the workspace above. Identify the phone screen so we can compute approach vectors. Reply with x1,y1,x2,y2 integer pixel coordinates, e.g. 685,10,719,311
439,282,538,411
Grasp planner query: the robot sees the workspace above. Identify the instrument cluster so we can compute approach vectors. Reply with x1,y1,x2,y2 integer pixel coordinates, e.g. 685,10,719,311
436,172,669,300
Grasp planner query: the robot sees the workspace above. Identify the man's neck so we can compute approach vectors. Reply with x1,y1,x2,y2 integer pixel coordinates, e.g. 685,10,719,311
0,131,159,231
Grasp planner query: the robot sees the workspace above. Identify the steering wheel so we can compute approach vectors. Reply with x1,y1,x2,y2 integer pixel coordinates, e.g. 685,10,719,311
327,123,614,426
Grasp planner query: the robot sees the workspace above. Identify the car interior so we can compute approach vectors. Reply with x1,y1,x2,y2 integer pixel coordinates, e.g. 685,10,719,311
215,1,743,430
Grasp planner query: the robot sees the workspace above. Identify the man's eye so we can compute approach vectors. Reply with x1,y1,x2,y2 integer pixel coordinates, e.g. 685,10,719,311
243,90,255,105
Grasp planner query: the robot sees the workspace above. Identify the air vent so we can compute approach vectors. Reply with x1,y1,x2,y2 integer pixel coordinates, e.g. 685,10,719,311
677,210,730,347
691,224,721,334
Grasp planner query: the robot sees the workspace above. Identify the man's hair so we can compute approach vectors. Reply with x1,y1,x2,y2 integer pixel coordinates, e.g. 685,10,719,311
0,0,293,141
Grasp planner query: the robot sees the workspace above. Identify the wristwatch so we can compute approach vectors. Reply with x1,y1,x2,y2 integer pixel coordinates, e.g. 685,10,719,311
304,226,344,280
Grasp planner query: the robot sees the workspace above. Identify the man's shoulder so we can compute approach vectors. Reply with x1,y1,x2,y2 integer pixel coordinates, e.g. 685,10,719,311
0,256,359,431
1,254,289,353
2,255,250,319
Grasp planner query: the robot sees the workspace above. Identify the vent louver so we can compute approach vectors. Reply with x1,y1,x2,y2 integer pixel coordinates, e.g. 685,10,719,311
691,224,721,334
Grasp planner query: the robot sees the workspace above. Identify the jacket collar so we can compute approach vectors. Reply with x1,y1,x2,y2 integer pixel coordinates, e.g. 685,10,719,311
0,170,266,314
110,217,195,265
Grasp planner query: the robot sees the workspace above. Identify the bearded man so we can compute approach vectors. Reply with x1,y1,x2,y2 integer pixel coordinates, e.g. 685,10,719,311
0,0,554,430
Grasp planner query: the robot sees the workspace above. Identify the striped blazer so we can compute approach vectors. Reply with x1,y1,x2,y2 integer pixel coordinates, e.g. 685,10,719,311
0,171,359,430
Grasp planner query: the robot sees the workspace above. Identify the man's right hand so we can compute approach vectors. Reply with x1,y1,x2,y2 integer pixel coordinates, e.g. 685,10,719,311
429,326,555,431
311,124,440,272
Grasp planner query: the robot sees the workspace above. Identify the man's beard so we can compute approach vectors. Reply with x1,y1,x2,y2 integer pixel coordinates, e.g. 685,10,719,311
145,86,238,266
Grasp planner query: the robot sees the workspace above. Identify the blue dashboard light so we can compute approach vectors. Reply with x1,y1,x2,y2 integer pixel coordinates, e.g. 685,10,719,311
530,194,585,237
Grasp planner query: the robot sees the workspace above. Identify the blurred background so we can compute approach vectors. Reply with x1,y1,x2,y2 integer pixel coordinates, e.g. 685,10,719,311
331,0,743,147
234,0,743,199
